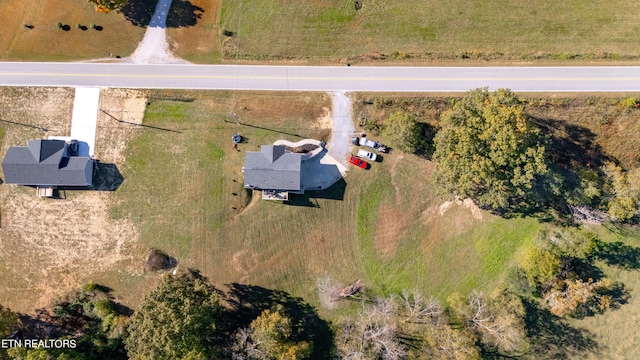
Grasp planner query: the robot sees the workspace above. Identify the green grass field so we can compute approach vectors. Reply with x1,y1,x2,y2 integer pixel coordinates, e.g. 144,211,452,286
106,90,544,320
219,0,640,63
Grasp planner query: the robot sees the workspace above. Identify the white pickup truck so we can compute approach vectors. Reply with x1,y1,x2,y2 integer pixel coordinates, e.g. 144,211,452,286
351,136,387,153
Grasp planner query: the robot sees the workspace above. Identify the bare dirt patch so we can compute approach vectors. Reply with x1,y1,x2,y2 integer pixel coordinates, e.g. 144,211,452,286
375,154,415,255
421,198,484,254
94,88,147,163
314,107,333,130
374,204,409,257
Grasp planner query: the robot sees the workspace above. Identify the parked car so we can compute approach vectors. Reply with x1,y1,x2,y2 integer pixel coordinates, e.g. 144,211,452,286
357,149,377,161
349,156,368,169
351,136,388,152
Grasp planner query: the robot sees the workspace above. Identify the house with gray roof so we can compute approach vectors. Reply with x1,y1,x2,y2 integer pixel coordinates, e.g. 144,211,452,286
243,145,303,198
2,139,94,187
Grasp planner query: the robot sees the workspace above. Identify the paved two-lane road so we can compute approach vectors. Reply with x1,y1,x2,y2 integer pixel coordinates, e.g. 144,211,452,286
0,62,639,92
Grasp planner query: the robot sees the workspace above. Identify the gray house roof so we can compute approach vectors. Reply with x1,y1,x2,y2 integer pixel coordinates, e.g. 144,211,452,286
2,139,93,186
243,145,301,191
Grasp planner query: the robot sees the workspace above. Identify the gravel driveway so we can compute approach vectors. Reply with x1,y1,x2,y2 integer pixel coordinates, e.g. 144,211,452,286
125,0,188,64
327,91,355,167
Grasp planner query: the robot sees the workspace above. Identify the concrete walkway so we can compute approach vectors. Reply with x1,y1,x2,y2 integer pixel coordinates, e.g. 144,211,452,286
70,87,100,157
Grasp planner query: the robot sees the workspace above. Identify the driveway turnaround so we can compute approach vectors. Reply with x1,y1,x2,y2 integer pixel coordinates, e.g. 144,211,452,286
70,87,100,157
0,63,639,92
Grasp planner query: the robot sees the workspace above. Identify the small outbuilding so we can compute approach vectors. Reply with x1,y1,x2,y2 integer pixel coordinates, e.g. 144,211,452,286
2,139,94,188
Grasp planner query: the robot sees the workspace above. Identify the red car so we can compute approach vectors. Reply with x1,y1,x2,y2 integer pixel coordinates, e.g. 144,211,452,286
349,156,368,169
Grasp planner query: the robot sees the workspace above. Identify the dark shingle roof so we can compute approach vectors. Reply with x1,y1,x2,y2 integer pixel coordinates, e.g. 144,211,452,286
243,145,301,191
2,140,93,186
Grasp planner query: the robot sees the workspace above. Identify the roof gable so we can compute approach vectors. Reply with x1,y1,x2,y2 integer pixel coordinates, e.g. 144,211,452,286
26,139,66,164
243,145,302,191
2,140,92,186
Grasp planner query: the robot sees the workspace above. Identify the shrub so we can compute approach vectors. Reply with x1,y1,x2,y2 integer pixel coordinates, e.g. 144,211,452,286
76,23,82,29
55,22,62,29
90,23,96,29
621,97,638,107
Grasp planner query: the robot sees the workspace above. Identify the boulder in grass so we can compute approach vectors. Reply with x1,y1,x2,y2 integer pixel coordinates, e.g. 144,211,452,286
144,249,177,271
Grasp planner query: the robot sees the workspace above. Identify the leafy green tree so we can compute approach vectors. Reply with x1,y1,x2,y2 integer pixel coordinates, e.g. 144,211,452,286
0,305,18,360
0,304,18,338
433,88,548,211
87,0,128,13
518,247,561,287
239,305,312,360
544,229,600,261
125,270,225,360
381,111,424,153
603,162,640,222
7,348,86,360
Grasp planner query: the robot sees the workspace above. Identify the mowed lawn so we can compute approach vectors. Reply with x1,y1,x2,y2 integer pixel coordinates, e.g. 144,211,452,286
219,0,640,62
108,89,541,317
0,0,146,61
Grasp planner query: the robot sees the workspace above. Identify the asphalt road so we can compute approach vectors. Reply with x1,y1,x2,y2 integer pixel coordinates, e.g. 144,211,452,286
0,62,639,92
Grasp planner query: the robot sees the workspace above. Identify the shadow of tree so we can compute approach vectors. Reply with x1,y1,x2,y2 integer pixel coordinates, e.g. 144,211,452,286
121,0,158,27
522,298,599,359
596,241,640,270
531,117,609,169
225,283,335,359
166,0,204,28
121,0,204,28
525,117,613,223
416,122,436,159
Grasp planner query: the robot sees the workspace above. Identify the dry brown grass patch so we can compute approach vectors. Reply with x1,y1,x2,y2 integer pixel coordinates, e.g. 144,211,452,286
167,0,223,62
94,88,147,164
0,0,144,61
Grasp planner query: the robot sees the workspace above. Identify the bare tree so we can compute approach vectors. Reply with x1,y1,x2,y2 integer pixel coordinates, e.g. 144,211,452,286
400,290,443,325
465,291,527,353
231,327,268,360
336,298,407,360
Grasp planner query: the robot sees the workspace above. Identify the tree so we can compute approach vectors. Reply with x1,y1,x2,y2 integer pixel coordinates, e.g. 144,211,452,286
543,278,613,317
518,246,561,287
381,111,424,153
125,270,225,360
433,88,547,211
232,305,312,360
87,0,128,13
0,304,18,339
447,291,526,354
602,162,640,222
418,325,481,360
335,297,406,360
